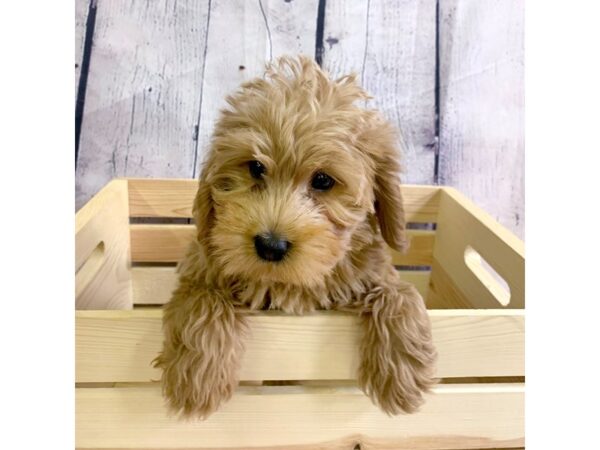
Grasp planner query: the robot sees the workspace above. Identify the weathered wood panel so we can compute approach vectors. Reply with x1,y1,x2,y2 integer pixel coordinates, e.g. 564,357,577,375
321,0,437,185
75,0,524,236
75,0,211,209
438,0,525,238
195,0,320,173
75,0,88,100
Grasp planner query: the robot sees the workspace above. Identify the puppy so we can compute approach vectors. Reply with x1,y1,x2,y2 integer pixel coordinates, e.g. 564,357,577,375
154,55,437,418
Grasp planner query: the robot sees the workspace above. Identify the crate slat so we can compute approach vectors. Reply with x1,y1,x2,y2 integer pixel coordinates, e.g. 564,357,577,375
127,178,441,223
76,310,524,383
75,383,524,449
131,267,431,305
130,225,435,265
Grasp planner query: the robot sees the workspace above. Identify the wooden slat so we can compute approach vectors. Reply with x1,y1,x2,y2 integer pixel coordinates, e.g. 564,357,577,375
128,178,441,222
432,188,525,309
130,224,435,264
321,0,437,185
438,0,524,238
75,383,524,449
76,310,524,383
195,0,319,170
128,178,199,219
391,230,434,266
131,266,431,305
76,180,132,309
75,0,211,209
130,224,191,262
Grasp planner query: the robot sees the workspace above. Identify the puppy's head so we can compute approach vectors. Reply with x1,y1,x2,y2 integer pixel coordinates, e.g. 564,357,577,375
194,56,407,287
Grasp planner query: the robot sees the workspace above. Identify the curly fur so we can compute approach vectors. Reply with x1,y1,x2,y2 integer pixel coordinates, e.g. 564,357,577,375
154,55,437,418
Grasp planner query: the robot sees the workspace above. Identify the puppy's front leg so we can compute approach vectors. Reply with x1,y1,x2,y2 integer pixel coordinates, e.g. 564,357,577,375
154,283,247,419
357,280,437,414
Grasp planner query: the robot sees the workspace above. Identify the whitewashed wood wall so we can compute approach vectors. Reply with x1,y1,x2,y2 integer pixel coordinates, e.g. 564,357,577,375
75,0,524,238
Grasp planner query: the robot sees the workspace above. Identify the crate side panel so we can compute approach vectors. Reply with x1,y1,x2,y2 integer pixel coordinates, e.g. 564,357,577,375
76,384,524,449
432,189,524,309
76,180,132,309
76,310,524,383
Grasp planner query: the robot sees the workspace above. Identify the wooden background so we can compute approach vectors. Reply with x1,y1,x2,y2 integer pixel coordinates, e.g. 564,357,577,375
75,0,524,239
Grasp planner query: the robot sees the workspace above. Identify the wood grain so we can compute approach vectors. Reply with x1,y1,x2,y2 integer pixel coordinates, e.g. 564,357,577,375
76,383,524,449
194,0,319,174
127,178,441,222
76,309,524,383
75,0,211,209
131,266,431,305
438,0,524,238
321,0,437,185
75,180,132,309
129,224,435,265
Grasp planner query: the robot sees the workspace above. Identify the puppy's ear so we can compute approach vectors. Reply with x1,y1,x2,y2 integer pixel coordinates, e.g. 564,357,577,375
361,119,408,252
192,172,214,244
374,152,408,252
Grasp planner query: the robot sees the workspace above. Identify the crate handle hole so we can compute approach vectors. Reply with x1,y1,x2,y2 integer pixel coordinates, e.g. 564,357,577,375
76,241,105,297
464,245,511,306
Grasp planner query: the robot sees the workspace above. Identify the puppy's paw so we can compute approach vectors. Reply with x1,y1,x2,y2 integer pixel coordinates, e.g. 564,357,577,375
153,295,247,420
358,285,437,415
156,348,238,419
358,344,437,415
163,352,237,419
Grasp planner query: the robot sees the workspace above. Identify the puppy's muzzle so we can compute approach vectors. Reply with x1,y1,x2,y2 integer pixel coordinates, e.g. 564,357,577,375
254,233,291,262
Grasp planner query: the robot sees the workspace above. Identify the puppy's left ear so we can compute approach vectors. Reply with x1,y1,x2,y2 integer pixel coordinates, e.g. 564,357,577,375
374,152,408,252
360,120,408,252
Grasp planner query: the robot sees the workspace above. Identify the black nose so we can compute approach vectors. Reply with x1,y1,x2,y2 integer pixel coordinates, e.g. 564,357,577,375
254,233,291,262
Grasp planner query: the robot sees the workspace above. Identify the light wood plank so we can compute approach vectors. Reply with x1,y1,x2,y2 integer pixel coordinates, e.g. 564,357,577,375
75,0,89,99
75,0,211,209
428,259,475,309
127,178,441,222
321,0,437,185
128,178,199,218
131,266,431,305
130,224,434,265
391,230,434,266
75,384,524,449
130,224,193,262
438,0,524,238
131,266,178,305
432,188,524,309
76,309,524,383
76,180,132,309
195,0,319,172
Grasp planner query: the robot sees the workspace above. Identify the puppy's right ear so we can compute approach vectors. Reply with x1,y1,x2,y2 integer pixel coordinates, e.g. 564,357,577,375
192,175,214,244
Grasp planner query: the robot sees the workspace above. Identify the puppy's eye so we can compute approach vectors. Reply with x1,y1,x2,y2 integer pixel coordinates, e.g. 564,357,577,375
248,160,266,179
311,172,335,191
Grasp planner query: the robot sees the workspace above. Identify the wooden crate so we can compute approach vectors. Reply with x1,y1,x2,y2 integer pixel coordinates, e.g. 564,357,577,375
75,178,525,450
